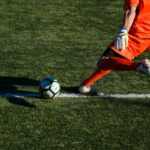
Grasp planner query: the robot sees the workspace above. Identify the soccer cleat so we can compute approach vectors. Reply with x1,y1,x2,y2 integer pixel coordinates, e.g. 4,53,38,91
79,85,91,94
137,59,150,76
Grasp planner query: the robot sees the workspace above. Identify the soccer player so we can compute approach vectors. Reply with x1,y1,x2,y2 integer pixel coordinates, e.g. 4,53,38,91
79,0,150,94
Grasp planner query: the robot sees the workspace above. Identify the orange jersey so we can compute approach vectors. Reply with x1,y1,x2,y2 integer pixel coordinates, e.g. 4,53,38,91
124,0,150,38
109,0,150,60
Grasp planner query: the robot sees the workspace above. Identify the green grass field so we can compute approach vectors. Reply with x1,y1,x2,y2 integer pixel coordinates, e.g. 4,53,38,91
0,0,150,149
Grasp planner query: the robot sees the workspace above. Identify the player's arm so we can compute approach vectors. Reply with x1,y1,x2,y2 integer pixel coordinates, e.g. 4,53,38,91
115,6,137,50
123,6,137,31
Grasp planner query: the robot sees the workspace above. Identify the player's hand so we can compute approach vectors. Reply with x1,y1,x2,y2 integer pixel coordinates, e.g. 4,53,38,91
115,29,128,51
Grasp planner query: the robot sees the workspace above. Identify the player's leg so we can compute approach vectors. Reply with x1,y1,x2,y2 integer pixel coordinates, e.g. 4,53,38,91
98,56,140,71
79,48,140,94
79,36,150,94
110,35,150,75
79,69,111,94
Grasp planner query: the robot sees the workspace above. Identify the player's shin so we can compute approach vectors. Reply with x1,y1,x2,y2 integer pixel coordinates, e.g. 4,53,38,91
79,68,111,94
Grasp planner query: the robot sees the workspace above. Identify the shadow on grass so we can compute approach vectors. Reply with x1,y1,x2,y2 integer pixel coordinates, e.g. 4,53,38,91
61,86,99,96
1,78,149,108
61,86,79,94
0,76,40,108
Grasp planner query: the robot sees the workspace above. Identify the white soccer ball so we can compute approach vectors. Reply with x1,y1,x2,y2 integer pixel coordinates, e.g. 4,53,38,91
39,76,60,99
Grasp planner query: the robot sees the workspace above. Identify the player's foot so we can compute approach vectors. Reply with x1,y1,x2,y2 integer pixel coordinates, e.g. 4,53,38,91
79,85,91,94
137,59,150,76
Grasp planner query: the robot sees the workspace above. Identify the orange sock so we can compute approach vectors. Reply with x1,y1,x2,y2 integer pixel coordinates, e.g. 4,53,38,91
81,69,111,87
81,57,140,87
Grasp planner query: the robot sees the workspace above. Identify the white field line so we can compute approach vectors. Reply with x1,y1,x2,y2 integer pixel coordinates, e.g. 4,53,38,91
59,93,150,99
0,92,150,99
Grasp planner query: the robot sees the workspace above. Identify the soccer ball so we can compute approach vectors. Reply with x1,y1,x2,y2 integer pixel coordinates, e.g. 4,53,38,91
39,76,60,99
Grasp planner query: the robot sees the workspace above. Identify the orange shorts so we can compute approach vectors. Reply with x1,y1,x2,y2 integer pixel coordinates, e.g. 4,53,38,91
109,34,150,60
